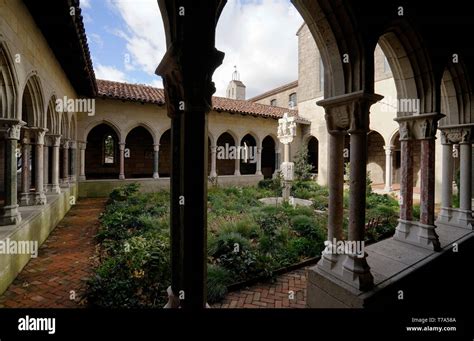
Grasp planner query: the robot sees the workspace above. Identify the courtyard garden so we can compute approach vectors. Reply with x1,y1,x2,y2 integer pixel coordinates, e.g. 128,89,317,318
86,175,403,308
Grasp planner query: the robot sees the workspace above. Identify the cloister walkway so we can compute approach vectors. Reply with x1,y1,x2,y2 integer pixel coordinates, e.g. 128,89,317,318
0,198,105,308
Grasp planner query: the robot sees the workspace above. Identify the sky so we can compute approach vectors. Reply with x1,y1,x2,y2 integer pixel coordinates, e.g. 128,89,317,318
81,0,303,98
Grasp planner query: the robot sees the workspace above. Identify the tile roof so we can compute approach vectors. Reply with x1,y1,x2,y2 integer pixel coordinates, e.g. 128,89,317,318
96,79,309,123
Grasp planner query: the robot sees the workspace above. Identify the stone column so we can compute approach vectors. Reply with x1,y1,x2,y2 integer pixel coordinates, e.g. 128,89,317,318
78,142,86,181
33,129,47,205
61,139,70,187
0,121,23,225
326,132,344,242
256,146,262,176
43,139,49,193
384,145,394,192
437,133,454,222
394,114,443,250
119,142,126,180
51,136,61,193
460,140,472,212
153,144,160,179
210,145,217,177
234,152,241,176
156,3,224,308
20,131,32,206
69,141,77,182
315,91,382,292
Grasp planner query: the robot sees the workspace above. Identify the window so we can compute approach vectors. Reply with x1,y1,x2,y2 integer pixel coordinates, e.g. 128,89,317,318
289,93,297,108
319,58,324,91
270,99,277,106
384,56,390,73
103,135,115,164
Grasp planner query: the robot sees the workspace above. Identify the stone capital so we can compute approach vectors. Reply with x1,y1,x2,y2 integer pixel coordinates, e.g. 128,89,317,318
317,91,383,134
2,122,23,140
156,44,224,117
61,139,70,149
31,128,47,145
119,142,126,151
69,140,78,149
384,145,395,154
394,113,445,141
440,125,472,145
78,141,87,150
211,146,217,153
50,135,62,147
153,144,160,152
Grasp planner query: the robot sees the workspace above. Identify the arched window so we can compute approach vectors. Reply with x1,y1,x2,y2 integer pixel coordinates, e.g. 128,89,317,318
270,99,277,106
289,93,297,108
103,135,115,164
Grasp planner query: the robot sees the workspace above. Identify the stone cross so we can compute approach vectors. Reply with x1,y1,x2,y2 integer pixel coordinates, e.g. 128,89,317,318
277,113,297,200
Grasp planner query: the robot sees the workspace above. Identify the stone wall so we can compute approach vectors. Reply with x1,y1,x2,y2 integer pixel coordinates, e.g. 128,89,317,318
297,24,322,103
0,185,78,295
252,84,298,109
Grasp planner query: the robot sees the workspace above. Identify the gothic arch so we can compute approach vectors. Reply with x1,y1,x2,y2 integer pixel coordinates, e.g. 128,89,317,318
21,72,45,128
0,40,19,120
124,122,158,145
46,95,59,135
83,119,122,143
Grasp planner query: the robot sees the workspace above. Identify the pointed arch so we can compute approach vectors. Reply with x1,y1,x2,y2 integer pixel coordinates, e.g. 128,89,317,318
0,40,19,120
21,72,45,127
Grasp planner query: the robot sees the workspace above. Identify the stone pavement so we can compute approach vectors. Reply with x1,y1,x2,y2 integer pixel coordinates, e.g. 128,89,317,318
212,268,307,308
0,198,106,308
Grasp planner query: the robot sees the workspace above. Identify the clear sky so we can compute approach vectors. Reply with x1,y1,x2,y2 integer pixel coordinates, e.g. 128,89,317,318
81,0,303,98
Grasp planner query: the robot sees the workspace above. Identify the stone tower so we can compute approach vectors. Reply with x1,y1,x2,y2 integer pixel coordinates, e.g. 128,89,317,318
226,66,246,100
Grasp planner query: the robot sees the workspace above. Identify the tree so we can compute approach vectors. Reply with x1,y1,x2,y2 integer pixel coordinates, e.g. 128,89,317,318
294,145,313,181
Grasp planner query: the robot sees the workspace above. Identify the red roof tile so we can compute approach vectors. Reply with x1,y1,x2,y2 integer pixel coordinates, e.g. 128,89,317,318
96,79,309,123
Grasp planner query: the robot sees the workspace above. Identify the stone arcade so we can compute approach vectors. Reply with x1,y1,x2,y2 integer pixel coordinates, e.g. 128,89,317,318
0,0,473,309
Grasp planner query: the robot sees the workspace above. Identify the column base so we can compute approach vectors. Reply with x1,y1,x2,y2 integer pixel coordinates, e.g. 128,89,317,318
78,175,86,181
256,171,263,176
234,171,241,176
394,219,441,251
119,175,125,180
49,184,61,194
0,205,22,226
316,250,374,292
60,179,70,188
19,193,33,206
436,207,473,230
153,173,159,179
163,286,180,308
384,185,393,192
34,192,47,206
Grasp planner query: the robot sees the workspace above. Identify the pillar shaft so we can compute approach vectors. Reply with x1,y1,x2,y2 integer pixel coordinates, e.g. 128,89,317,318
51,137,61,193
20,138,31,204
34,130,46,205
399,140,414,221
119,143,125,180
441,143,454,208
43,144,49,191
384,146,393,192
70,142,77,182
61,140,69,185
460,142,472,211
327,132,344,241
210,145,217,177
0,122,22,225
153,144,160,179
234,152,240,176
256,147,262,176
348,132,368,242
79,142,86,181
420,139,436,225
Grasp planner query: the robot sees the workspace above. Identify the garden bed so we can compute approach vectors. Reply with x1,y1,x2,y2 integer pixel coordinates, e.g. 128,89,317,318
86,180,402,307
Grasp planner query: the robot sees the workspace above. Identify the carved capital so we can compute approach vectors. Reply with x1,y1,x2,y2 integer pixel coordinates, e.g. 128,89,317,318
119,143,126,151
395,113,445,141
0,119,25,140
78,142,87,150
441,127,471,144
153,144,160,152
61,139,70,149
51,135,62,147
317,91,383,134
156,45,224,117
69,141,77,149
34,129,46,145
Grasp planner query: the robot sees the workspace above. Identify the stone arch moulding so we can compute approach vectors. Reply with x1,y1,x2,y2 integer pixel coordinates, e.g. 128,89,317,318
83,119,123,143
21,71,45,128
46,95,59,135
124,122,158,145
378,19,437,116
0,39,20,120
291,0,365,97
240,131,260,148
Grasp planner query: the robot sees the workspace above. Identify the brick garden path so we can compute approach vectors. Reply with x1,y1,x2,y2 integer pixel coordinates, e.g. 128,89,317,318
0,196,307,308
212,268,308,308
0,198,106,308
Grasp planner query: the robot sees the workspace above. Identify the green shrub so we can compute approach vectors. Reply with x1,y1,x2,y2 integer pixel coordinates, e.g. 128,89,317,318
87,232,170,308
220,218,260,239
294,146,313,181
207,265,232,303
108,183,141,203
